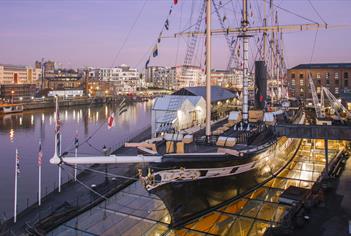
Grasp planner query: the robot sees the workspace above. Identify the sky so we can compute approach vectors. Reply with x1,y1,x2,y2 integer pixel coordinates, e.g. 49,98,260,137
0,0,350,70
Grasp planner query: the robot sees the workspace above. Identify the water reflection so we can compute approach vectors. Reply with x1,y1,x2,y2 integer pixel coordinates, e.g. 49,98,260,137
0,101,152,217
9,128,14,142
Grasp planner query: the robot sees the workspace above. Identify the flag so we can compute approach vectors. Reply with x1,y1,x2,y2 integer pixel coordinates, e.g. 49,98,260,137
173,0,178,5
74,132,79,149
119,99,127,115
153,45,158,57
165,19,169,30
16,150,20,176
107,112,115,129
38,142,43,167
145,57,150,69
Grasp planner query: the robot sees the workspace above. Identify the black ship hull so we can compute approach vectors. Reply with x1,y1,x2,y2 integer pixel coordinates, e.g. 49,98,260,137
146,135,302,227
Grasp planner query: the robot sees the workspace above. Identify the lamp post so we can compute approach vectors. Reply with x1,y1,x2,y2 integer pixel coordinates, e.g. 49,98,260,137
102,145,108,182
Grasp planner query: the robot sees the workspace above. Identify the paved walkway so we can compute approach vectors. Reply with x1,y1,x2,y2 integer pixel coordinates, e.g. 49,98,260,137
0,127,151,236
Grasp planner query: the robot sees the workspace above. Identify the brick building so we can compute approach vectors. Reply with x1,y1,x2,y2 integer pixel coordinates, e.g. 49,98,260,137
287,63,351,100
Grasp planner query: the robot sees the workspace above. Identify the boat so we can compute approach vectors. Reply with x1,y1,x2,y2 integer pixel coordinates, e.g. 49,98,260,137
49,0,332,228
1,104,24,114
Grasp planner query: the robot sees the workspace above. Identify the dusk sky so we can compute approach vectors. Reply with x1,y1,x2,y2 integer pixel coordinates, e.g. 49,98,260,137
0,0,350,70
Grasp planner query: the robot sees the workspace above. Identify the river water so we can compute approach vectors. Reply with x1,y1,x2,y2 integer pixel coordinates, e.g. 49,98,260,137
0,101,152,219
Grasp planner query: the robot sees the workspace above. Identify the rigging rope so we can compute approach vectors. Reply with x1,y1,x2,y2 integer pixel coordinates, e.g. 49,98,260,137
110,0,148,67
61,165,168,212
213,0,239,70
307,0,327,25
261,0,318,24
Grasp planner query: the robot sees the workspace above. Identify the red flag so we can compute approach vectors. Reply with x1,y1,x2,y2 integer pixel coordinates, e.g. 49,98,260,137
173,0,178,5
259,95,264,102
107,112,115,129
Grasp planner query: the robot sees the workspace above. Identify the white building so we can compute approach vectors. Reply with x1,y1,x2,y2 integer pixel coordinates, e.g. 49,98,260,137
91,64,141,93
170,65,205,90
151,95,206,137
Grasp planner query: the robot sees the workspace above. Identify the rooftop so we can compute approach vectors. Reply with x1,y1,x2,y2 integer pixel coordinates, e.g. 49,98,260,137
0,64,30,70
290,63,351,70
173,86,237,102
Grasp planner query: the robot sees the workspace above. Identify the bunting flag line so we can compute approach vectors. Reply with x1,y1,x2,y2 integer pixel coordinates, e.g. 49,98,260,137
158,32,162,43
145,57,150,69
165,19,169,30
145,3,174,69
153,45,159,57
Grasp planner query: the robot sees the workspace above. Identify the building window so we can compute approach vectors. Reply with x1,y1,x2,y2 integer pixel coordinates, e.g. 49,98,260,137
344,72,349,79
326,72,330,79
335,80,339,85
317,80,321,85
300,88,304,93
335,72,339,79
316,73,321,79
326,80,330,85
317,87,321,93
291,79,295,86
300,79,304,86
335,87,339,94
345,80,349,87
299,74,304,79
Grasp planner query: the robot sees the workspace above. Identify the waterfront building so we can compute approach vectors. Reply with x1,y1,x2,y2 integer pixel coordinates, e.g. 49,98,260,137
0,64,40,85
145,66,249,92
0,64,40,99
210,69,246,90
145,66,165,87
44,69,83,95
170,65,205,90
287,63,351,100
94,64,141,93
0,84,36,100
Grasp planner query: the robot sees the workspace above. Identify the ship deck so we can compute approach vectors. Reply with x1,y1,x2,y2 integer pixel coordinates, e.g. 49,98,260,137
115,118,273,158
49,139,345,236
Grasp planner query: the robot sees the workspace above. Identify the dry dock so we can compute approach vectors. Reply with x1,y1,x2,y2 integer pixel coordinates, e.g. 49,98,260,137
46,139,350,236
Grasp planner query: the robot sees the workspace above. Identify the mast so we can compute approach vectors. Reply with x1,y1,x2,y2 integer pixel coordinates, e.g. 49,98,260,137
205,0,211,136
263,0,267,60
242,0,249,124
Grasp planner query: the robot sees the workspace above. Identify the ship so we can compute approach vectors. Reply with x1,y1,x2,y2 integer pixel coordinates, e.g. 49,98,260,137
49,0,333,228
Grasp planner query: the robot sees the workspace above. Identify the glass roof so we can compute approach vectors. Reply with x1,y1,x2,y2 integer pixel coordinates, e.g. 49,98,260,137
49,139,343,236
